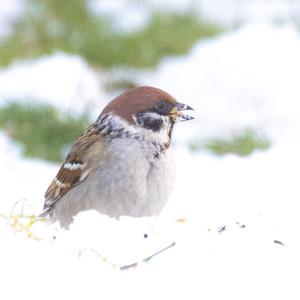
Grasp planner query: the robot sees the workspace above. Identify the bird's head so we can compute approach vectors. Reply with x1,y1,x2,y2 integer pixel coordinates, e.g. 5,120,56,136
100,86,194,145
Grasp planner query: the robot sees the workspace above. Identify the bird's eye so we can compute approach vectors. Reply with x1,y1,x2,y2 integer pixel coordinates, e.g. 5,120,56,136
156,101,167,112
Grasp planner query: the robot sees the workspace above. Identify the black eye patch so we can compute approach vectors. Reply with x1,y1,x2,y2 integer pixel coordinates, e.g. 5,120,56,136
136,113,164,132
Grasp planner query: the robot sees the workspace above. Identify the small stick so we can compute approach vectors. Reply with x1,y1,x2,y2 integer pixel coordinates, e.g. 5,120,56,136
120,241,176,270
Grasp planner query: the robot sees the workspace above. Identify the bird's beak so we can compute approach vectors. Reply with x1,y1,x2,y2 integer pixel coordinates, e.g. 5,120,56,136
169,102,194,122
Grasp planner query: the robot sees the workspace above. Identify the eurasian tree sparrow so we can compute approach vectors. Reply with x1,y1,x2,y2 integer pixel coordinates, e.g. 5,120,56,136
41,86,194,227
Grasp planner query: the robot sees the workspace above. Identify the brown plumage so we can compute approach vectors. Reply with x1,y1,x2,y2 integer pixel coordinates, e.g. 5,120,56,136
42,130,100,215
102,86,177,124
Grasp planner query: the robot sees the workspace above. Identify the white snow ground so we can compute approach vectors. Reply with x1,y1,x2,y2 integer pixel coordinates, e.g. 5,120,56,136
1,21,300,300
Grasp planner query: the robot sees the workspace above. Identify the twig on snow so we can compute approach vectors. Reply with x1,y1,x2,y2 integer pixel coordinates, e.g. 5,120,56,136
120,241,176,270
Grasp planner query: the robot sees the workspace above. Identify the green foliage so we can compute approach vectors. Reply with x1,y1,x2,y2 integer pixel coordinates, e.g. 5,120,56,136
101,12,220,68
190,128,271,156
0,102,88,162
0,0,221,68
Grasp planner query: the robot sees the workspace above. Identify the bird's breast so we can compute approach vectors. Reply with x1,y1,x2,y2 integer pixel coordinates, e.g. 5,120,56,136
142,147,176,216
89,137,175,217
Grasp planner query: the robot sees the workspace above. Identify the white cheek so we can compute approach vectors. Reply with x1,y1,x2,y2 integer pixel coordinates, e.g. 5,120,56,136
99,112,172,146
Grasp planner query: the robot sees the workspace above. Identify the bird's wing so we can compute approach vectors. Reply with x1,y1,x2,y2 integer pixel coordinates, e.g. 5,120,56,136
40,128,102,216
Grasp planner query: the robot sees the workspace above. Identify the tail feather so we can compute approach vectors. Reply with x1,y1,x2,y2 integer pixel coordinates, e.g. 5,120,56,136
38,208,50,218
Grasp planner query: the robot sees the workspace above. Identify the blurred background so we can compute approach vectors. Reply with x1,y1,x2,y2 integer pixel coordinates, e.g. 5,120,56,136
2,0,300,163
1,1,300,299
1,0,300,163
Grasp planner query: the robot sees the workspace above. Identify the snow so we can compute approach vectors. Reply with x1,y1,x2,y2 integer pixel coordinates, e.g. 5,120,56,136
0,0,24,39
145,21,300,145
0,53,106,115
2,140,300,299
1,19,300,300
0,133,58,213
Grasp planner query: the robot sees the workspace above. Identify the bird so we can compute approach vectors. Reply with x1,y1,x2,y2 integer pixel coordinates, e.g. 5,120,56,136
40,86,194,228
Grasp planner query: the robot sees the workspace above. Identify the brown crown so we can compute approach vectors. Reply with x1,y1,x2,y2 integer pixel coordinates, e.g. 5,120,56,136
101,86,177,124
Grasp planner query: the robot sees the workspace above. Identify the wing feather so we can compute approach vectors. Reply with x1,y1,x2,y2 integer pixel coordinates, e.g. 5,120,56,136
40,128,101,216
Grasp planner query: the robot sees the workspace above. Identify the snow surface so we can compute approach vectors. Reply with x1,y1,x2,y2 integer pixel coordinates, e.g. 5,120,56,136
1,21,300,300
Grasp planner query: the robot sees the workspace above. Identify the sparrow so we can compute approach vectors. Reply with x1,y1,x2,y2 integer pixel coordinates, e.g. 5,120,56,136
40,86,194,228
